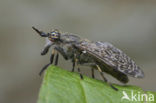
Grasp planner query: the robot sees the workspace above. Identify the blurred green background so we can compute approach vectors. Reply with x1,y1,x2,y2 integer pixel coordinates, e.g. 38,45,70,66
0,0,156,103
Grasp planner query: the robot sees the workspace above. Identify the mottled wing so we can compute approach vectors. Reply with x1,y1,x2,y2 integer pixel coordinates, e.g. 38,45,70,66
75,40,144,78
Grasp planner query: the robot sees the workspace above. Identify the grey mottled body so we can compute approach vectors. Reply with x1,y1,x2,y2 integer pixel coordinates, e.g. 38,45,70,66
32,27,144,90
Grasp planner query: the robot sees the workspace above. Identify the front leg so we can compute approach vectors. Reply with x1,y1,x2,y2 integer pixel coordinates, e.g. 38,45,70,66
54,47,68,60
54,52,59,65
39,63,51,76
50,49,59,65
39,49,56,76
41,38,53,55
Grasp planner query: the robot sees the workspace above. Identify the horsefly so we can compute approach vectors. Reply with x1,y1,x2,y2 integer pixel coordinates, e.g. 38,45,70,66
32,27,144,91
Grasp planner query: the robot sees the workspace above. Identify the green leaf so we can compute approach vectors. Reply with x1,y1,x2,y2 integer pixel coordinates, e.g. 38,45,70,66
38,65,156,103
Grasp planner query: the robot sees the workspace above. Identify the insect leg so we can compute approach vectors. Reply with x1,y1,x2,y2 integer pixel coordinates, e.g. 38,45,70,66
50,49,55,64
39,49,56,76
32,26,48,37
39,63,51,76
91,68,95,78
72,59,75,72
96,65,118,91
41,39,53,55
75,58,83,79
54,52,59,65
78,67,83,79
54,47,68,60
96,65,107,82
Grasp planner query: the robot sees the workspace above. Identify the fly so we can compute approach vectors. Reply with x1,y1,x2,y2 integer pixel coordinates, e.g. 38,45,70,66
32,27,144,91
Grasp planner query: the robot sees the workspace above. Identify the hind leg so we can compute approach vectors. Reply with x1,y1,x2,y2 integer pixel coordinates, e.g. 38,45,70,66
96,65,118,91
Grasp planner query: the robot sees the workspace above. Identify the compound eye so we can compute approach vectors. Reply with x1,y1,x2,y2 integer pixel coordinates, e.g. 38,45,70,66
51,32,56,36
50,32,60,40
